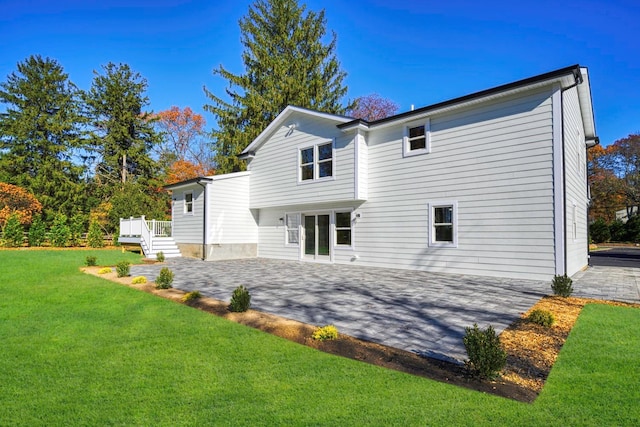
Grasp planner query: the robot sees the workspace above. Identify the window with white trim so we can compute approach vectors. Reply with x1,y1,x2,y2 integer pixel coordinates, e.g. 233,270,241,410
285,213,300,245
403,118,431,157
300,141,333,181
335,211,352,246
428,201,457,247
184,192,193,214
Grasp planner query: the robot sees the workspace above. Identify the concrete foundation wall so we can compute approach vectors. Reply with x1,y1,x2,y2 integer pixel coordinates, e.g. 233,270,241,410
176,243,257,261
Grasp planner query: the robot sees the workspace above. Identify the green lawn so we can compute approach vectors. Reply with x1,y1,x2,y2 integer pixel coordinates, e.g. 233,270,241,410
1,250,638,426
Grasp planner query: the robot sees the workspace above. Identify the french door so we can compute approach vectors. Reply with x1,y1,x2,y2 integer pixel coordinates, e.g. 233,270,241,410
303,214,331,261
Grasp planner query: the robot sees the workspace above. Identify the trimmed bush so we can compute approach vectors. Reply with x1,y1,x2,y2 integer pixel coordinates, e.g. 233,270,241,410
116,261,130,278
28,215,46,247
625,214,640,242
131,276,147,284
155,267,174,289
98,267,112,274
85,256,97,267
551,274,573,297
312,325,339,341
181,290,202,303
609,219,626,242
463,323,506,380
156,251,165,262
589,218,610,243
49,214,71,247
69,214,85,247
229,285,251,312
87,220,104,248
527,309,555,327
2,213,24,247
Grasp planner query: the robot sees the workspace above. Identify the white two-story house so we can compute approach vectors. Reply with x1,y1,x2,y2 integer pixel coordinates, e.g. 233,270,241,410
157,64,597,281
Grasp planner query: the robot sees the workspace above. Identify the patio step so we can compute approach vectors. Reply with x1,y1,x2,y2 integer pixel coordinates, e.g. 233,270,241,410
149,237,181,258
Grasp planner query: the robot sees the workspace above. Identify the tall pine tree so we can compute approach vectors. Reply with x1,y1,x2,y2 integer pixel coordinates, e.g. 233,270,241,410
0,55,86,221
84,62,160,187
204,0,350,173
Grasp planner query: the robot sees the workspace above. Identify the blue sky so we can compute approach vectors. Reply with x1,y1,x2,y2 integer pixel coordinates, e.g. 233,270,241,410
1,0,638,146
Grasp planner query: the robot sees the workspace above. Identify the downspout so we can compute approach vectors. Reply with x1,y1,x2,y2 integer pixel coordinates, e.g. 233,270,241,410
196,180,208,261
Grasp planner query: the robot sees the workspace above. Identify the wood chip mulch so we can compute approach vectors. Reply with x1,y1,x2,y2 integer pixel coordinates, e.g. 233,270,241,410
500,295,640,392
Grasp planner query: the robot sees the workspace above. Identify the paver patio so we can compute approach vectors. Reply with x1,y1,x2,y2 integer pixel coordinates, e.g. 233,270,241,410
131,258,638,363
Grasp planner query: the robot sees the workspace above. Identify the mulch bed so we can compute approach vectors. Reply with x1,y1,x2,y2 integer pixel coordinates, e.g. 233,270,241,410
82,265,639,403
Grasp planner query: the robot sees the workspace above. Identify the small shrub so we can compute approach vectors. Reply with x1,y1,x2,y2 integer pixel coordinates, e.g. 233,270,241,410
181,290,202,303
463,323,506,380
131,276,147,284
116,261,130,278
312,325,339,341
87,220,104,248
155,267,174,289
229,285,251,312
85,256,97,266
49,214,71,247
28,215,47,247
2,213,24,247
98,267,112,274
551,274,573,297
156,251,165,262
527,309,555,327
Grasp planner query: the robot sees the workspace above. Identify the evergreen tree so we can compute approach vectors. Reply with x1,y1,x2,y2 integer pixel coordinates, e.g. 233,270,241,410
28,215,47,247
84,62,160,186
204,0,350,173
86,219,104,248
0,55,86,221
83,63,167,231
2,213,24,247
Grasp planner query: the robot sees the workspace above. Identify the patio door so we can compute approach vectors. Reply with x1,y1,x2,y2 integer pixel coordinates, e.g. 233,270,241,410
303,214,330,261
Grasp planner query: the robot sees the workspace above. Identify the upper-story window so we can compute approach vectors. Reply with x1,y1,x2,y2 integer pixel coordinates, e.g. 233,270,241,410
300,141,333,182
403,118,431,157
184,192,193,214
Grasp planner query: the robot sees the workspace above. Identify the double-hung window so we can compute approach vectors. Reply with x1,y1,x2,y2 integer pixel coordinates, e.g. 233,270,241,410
403,118,431,157
300,141,333,182
285,213,300,245
428,201,457,247
184,192,193,214
335,211,352,246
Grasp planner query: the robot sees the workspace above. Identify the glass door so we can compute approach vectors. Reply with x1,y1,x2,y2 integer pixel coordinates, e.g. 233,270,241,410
303,214,331,260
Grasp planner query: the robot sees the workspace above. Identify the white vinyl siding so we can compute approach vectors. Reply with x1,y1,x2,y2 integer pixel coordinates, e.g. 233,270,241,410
352,87,557,280
248,115,357,208
562,86,589,276
172,185,205,243
208,173,257,245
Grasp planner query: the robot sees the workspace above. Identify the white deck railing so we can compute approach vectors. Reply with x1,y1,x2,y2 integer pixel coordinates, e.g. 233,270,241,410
119,216,172,238
119,216,172,256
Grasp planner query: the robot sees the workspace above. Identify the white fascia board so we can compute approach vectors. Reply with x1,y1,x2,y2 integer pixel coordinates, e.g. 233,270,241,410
240,106,352,155
353,75,578,133
577,67,597,140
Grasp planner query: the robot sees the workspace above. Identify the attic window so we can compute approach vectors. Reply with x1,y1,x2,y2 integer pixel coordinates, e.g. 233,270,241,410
403,118,431,157
299,141,334,182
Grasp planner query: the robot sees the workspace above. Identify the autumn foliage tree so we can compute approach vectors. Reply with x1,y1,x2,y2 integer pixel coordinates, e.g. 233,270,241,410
588,144,624,222
347,93,399,121
0,182,42,227
153,106,215,184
